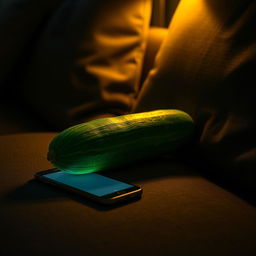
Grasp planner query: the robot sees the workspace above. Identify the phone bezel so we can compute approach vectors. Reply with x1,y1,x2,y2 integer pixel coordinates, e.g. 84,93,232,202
34,168,142,204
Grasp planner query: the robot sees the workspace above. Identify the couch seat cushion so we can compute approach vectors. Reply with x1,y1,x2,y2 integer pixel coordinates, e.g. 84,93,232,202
1,133,256,256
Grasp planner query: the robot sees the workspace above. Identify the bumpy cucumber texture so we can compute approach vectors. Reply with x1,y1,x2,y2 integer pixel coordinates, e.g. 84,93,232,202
47,110,194,174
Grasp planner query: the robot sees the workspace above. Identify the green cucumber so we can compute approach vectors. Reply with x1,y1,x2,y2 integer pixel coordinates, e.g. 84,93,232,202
47,109,194,174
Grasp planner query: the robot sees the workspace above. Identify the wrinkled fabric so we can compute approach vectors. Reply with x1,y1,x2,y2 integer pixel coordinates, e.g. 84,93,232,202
19,0,151,129
133,0,256,193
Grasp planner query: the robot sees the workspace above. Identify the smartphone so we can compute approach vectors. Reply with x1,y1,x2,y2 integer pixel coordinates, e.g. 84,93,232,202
34,168,142,205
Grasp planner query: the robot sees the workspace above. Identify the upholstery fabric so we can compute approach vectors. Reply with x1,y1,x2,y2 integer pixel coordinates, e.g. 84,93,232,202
133,0,256,194
1,133,256,256
140,27,168,86
0,26,169,135
21,0,151,129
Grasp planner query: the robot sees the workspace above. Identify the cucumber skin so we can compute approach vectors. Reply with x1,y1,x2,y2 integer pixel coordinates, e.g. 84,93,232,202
48,110,194,174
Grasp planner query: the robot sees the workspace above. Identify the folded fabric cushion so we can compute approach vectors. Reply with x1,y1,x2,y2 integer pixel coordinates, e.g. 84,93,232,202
0,0,63,86
133,0,256,194
22,0,151,129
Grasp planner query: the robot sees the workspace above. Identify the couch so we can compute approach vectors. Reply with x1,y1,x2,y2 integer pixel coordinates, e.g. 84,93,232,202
1,1,256,255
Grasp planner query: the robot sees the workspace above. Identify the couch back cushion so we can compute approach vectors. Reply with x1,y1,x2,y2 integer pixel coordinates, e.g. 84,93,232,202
133,0,256,193
21,0,151,128
0,0,63,87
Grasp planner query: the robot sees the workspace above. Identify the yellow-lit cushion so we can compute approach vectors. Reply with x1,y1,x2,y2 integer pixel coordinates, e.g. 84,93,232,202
133,0,256,194
22,0,151,129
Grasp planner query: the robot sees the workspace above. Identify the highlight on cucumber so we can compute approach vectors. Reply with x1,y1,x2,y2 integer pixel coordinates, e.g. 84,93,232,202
47,109,194,174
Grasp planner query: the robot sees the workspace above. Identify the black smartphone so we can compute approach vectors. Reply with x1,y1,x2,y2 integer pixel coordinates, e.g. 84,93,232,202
34,168,142,205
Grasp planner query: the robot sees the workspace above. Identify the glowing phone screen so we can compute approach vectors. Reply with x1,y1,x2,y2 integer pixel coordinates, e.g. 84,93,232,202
44,171,133,197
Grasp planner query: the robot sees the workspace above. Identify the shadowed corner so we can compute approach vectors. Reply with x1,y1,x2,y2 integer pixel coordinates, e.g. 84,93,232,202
4,156,198,211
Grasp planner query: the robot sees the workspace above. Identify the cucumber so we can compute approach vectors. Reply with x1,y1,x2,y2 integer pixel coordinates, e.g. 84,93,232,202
47,110,194,174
